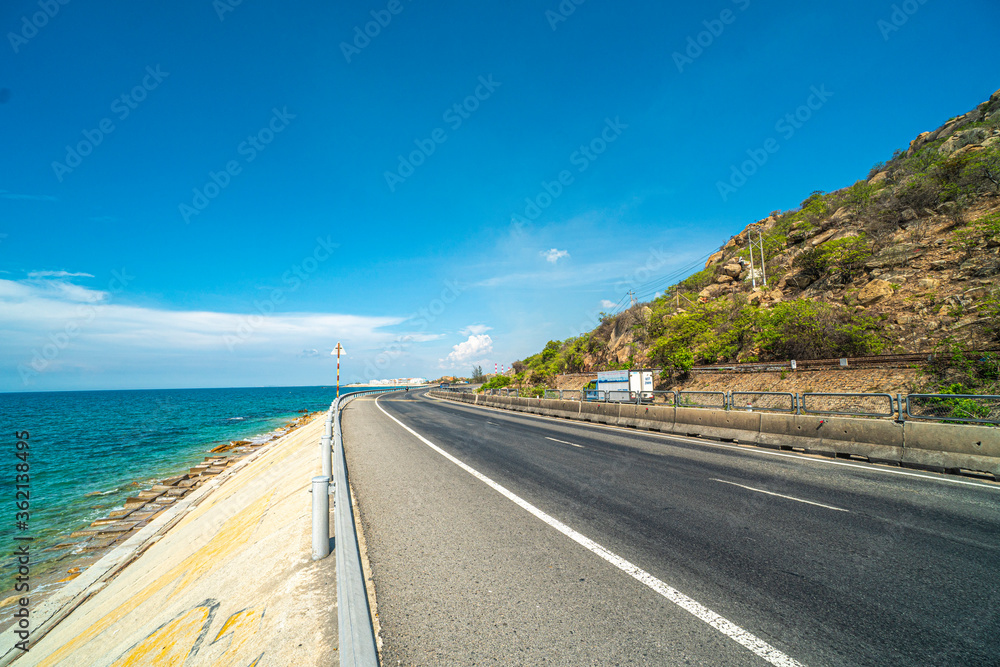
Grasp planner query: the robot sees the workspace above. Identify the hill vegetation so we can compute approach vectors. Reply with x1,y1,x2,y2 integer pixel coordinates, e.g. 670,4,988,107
508,88,1000,395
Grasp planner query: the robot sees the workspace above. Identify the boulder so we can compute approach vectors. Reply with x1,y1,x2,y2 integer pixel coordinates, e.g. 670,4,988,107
901,208,919,222
827,207,852,226
907,132,935,156
917,277,939,290
809,228,839,247
939,127,989,155
865,243,922,269
869,170,891,185
715,274,735,284
857,279,894,306
704,250,725,268
778,270,813,290
721,263,743,278
698,284,729,300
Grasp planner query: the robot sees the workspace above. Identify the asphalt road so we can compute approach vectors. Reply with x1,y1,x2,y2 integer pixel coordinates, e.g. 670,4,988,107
342,390,1000,666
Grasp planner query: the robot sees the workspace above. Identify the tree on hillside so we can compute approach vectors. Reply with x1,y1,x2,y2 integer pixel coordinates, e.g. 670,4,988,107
471,365,484,382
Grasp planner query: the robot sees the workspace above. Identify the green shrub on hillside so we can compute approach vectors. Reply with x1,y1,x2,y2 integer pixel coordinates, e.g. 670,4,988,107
478,375,512,392
796,234,872,283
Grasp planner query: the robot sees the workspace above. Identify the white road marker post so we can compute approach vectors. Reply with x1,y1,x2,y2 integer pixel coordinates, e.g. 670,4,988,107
311,475,332,560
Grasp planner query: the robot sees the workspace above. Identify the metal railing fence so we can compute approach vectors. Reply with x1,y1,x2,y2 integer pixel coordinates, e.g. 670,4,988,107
731,391,796,413
799,393,895,418
906,393,1000,425
676,391,728,409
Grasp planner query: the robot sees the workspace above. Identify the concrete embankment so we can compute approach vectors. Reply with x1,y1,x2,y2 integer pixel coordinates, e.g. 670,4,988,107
1,413,338,667
431,392,1000,479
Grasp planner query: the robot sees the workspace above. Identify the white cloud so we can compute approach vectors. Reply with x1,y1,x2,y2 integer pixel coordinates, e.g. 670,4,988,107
27,270,95,279
0,275,406,389
0,190,58,202
459,324,492,336
299,349,320,358
399,332,446,343
541,248,570,264
600,299,617,309
445,334,493,367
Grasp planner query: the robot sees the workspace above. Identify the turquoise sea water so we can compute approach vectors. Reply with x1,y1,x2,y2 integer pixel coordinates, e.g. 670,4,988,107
0,385,373,591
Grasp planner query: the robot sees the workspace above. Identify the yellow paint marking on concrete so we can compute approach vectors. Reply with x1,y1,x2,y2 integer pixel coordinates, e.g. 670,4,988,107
108,604,212,667
173,417,321,532
203,608,265,666
37,491,273,667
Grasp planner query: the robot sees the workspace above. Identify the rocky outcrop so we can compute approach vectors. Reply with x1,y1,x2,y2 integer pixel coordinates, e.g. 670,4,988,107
858,279,895,306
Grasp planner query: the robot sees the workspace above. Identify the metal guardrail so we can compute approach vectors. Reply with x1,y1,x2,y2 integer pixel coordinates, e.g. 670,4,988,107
906,393,1000,425
475,385,1000,426
677,391,727,409
314,386,400,667
800,392,895,418
650,390,676,406
731,391,796,413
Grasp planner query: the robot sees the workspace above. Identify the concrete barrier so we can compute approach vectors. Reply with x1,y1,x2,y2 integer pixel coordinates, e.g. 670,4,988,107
902,421,1000,475
429,392,999,479
758,413,904,464
619,404,675,431
673,408,761,443
579,401,620,425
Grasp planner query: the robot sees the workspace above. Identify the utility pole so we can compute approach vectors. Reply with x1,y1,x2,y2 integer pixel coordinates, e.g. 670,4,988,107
629,290,637,308
746,227,768,289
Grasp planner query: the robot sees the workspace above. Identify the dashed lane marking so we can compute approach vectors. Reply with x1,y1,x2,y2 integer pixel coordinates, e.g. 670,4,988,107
545,436,584,449
711,479,849,512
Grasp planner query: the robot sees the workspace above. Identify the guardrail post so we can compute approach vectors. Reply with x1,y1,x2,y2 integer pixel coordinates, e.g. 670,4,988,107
897,394,907,421
311,475,331,560
321,416,333,479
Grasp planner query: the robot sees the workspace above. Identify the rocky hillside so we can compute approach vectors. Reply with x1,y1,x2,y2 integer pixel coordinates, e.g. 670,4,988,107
508,87,1000,393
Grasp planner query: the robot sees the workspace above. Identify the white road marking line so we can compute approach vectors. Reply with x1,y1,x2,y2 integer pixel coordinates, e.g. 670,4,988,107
711,479,849,512
545,436,584,449
376,396,805,667
422,394,1000,492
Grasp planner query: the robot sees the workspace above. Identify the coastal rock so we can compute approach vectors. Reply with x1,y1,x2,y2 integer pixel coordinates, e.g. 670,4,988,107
869,170,891,184
858,279,894,306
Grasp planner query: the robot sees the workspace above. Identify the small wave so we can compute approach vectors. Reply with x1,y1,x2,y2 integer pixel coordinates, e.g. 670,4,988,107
84,488,121,497
227,417,246,421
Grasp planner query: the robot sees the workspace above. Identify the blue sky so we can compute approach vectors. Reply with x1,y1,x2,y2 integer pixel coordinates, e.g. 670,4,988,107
2,0,998,391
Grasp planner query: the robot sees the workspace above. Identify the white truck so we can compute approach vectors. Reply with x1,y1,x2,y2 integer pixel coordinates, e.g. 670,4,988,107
591,369,656,403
